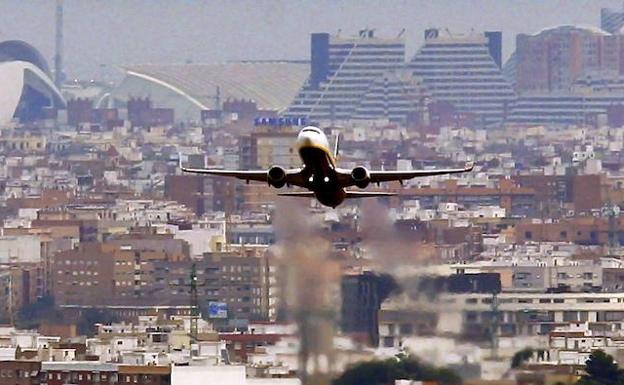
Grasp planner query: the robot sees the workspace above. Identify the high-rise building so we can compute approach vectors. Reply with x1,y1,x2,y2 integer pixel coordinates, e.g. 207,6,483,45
340,272,382,346
601,6,624,34
507,93,624,126
150,251,277,322
286,30,406,122
515,25,621,94
51,243,115,306
351,69,431,124
409,29,515,125
502,25,624,125
238,127,300,169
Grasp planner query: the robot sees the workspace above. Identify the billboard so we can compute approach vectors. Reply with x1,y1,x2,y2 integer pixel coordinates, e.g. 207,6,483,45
208,302,228,319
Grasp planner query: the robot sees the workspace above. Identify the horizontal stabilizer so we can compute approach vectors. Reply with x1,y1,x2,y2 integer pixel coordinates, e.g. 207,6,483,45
345,191,396,198
277,191,315,197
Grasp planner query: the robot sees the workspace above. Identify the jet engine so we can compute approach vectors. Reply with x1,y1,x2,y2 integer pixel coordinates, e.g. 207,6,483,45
267,166,287,188
351,166,371,188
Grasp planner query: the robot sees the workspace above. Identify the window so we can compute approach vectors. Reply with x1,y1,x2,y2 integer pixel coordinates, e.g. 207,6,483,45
399,323,413,335
518,299,532,303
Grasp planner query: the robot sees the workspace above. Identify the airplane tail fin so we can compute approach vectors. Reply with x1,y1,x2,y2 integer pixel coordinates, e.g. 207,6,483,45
334,133,341,158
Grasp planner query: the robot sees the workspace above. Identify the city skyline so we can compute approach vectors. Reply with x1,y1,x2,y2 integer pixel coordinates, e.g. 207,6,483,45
0,0,623,80
5,2,624,384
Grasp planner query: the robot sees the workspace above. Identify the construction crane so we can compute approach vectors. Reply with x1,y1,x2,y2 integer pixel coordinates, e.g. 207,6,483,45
170,262,207,343
190,263,199,340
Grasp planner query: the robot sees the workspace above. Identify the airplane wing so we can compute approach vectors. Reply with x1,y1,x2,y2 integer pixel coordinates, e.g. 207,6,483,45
367,161,474,184
181,165,268,182
180,160,306,187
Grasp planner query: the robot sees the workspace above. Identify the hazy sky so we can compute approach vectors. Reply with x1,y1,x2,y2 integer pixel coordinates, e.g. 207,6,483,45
0,0,622,81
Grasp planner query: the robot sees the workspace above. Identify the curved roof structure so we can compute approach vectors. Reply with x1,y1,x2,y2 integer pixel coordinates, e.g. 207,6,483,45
0,40,51,75
121,62,309,112
0,40,64,126
530,24,611,37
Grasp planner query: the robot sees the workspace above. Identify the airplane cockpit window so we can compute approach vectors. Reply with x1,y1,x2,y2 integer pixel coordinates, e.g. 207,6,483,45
302,128,321,134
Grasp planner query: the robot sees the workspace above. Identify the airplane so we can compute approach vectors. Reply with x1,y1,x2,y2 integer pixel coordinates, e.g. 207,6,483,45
180,126,474,208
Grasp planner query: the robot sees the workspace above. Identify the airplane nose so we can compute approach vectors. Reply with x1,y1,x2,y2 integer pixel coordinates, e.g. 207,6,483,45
297,134,313,148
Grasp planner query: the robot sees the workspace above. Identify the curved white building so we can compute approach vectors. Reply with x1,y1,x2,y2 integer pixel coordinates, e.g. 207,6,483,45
0,40,65,126
112,62,309,122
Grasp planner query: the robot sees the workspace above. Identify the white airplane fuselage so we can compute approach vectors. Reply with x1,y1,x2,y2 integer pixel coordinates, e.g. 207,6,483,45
295,127,346,207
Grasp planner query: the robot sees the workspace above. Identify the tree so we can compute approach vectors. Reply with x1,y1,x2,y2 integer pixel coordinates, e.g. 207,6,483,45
333,354,461,385
15,295,64,329
511,348,534,368
76,309,119,337
577,350,623,385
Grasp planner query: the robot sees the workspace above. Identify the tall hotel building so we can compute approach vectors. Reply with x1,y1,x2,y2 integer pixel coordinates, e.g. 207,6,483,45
409,29,516,125
350,69,431,123
285,30,406,122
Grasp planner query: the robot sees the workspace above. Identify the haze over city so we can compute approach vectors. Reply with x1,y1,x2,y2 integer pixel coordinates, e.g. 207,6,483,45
7,1,624,385
0,0,622,79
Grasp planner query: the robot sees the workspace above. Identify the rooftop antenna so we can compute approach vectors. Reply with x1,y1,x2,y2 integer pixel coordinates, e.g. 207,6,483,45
215,86,222,126
54,0,64,88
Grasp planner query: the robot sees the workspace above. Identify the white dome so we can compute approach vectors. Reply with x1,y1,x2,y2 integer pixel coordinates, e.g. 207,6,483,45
531,24,611,37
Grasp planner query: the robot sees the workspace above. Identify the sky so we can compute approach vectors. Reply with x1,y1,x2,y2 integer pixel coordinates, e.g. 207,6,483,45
0,0,623,81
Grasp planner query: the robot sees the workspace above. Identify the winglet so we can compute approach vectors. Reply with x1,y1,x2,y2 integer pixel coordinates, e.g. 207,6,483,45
464,161,475,171
178,152,187,172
